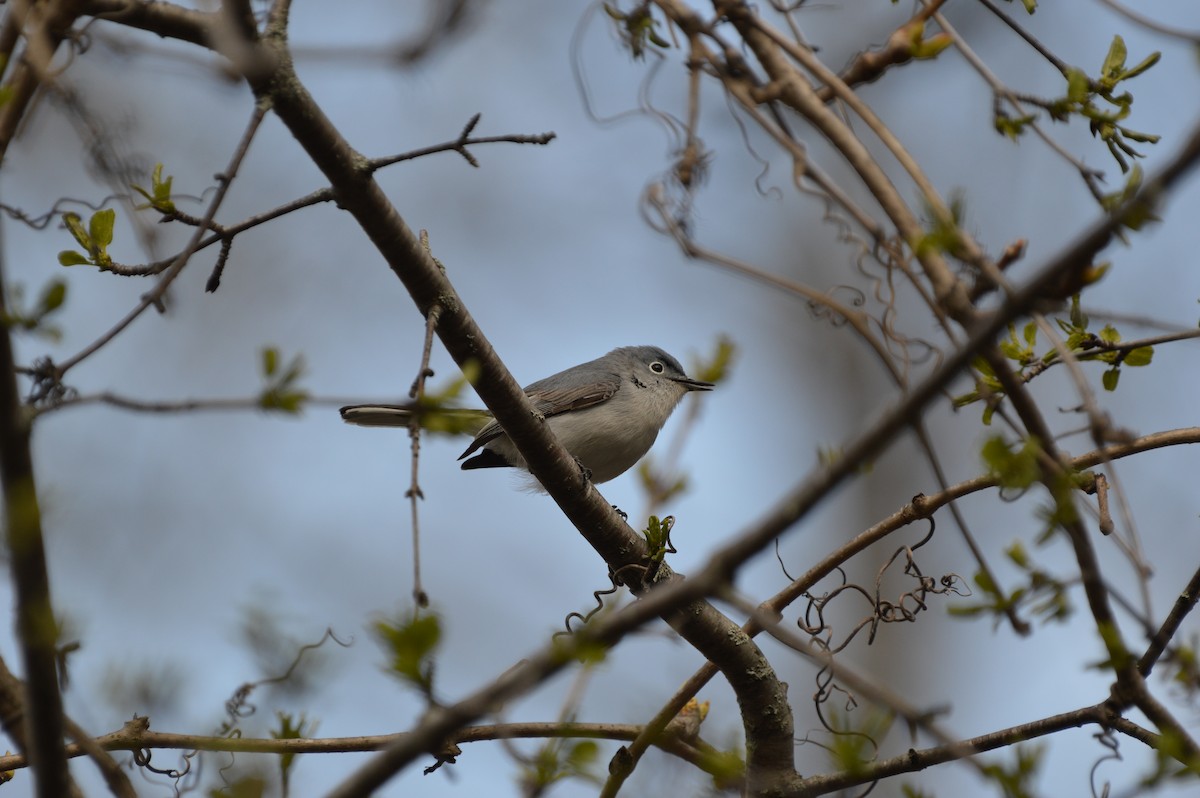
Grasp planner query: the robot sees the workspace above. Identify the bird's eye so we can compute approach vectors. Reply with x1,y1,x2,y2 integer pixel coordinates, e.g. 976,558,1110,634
649,361,665,374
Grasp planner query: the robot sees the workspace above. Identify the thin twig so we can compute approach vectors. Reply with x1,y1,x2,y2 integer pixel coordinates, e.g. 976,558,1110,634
406,230,443,610
1138,563,1200,679
973,0,1071,74
1094,0,1200,43
368,119,555,171
55,121,555,282
55,101,269,376
33,392,356,416
0,718,723,778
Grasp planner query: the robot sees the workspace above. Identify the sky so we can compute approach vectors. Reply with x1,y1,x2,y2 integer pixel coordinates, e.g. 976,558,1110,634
2,1,1200,797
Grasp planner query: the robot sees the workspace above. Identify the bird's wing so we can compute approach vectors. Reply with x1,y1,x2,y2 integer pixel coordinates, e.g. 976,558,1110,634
458,374,622,459
527,375,622,417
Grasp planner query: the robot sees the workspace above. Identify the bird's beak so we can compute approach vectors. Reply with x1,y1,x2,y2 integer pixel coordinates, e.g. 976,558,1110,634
674,377,715,392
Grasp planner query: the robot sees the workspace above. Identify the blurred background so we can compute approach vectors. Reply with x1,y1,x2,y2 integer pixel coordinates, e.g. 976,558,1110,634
3,1,1199,795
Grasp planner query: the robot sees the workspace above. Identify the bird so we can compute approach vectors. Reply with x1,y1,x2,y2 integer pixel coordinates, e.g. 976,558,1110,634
340,345,713,484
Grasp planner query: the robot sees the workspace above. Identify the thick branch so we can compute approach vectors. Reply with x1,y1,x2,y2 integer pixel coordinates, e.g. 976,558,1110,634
233,19,796,798
84,0,214,47
0,0,89,160
0,237,70,797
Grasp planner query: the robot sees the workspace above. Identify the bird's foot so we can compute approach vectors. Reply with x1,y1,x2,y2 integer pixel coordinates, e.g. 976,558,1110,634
573,456,593,487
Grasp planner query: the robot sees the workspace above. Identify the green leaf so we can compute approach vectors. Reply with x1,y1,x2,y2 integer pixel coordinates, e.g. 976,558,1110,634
258,347,310,414
553,634,610,667
1123,346,1153,367
951,390,979,408
647,29,670,48
1121,51,1160,81
607,3,671,59
151,163,168,195
89,208,115,250
982,435,1040,490
695,334,737,385
1068,294,1088,330
265,390,308,414
1101,36,1127,80
62,212,90,249
826,707,894,775
1097,324,1120,344
401,372,486,435
1101,163,1144,211
417,407,486,436
994,112,1037,140
1085,261,1111,285
373,611,441,693
58,250,90,267
262,347,279,377
131,165,177,213
1121,127,1161,144
1119,199,1159,231
565,740,599,771
998,340,1023,362
999,324,1032,363
131,183,154,205
981,403,996,426
910,31,952,60
981,744,1045,797
1066,68,1090,104
1006,541,1030,569
1019,0,1036,12
696,748,746,789
271,711,315,788
974,568,999,597
1102,368,1120,391
1022,322,1037,347
901,784,936,798
642,515,675,559
2,280,67,340
36,279,67,314
146,164,176,212
972,355,997,379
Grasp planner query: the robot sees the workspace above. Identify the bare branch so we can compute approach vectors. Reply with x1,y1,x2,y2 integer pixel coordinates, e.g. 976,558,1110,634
0,193,71,798
1139,563,1200,678
0,718,728,782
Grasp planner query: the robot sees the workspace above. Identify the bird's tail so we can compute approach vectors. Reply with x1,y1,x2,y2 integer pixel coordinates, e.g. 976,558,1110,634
339,404,489,434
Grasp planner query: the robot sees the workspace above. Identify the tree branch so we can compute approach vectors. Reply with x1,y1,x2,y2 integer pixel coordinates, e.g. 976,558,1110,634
0,0,89,160
0,718,728,784
232,13,797,798
0,204,71,798
797,704,1112,796
1138,562,1200,678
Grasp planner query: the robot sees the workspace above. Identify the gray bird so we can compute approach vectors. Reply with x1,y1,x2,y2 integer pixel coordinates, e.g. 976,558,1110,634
340,345,713,484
